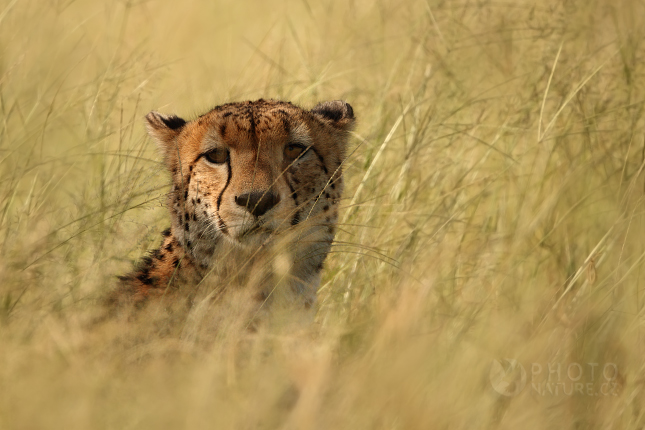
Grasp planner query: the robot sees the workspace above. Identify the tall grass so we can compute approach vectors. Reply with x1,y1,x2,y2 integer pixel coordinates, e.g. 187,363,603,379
1,0,644,428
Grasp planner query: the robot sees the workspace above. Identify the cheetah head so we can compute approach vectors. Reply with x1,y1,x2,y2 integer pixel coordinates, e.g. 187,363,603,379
145,99,355,266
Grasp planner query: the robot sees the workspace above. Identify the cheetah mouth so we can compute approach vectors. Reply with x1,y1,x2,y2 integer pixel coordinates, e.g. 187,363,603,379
238,222,275,241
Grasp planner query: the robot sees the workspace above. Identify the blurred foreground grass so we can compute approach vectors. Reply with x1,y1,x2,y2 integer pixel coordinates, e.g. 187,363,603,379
1,0,645,428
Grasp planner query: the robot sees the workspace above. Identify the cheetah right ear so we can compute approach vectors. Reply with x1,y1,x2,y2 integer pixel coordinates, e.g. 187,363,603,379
145,111,186,149
311,100,356,131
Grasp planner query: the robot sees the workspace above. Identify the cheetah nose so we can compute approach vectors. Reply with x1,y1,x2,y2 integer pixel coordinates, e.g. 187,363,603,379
235,191,281,217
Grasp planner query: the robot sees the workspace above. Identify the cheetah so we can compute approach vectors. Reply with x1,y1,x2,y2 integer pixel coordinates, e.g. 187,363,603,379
110,99,355,314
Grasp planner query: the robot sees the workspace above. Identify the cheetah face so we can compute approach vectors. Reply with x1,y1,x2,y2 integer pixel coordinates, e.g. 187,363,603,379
145,99,355,264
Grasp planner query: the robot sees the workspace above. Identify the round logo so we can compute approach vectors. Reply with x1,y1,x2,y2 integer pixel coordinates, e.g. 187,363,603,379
489,359,527,396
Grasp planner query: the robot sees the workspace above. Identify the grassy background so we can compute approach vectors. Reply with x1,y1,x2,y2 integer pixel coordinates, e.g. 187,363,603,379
1,0,645,428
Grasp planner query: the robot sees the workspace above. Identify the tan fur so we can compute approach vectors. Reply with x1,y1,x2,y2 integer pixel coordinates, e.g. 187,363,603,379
108,99,355,313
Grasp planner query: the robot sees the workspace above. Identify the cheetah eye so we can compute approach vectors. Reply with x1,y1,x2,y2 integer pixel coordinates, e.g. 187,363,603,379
204,148,229,164
284,143,308,161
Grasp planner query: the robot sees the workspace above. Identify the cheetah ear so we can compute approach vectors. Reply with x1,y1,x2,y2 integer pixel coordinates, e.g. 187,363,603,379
311,100,356,131
145,111,186,149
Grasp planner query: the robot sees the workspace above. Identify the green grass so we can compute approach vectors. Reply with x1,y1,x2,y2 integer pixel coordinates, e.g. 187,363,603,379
1,0,645,428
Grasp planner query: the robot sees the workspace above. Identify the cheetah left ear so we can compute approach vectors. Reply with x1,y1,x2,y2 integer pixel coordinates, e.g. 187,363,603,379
311,100,356,131
145,111,186,150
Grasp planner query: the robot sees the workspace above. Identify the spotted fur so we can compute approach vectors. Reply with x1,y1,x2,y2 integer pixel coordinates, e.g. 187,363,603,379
109,99,355,310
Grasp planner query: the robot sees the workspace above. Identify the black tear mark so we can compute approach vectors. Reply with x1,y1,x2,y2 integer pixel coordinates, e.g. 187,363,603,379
311,148,328,174
216,157,232,212
214,157,232,235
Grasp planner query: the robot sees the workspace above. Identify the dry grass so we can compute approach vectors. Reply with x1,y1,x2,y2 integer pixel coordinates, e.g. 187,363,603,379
1,0,645,428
